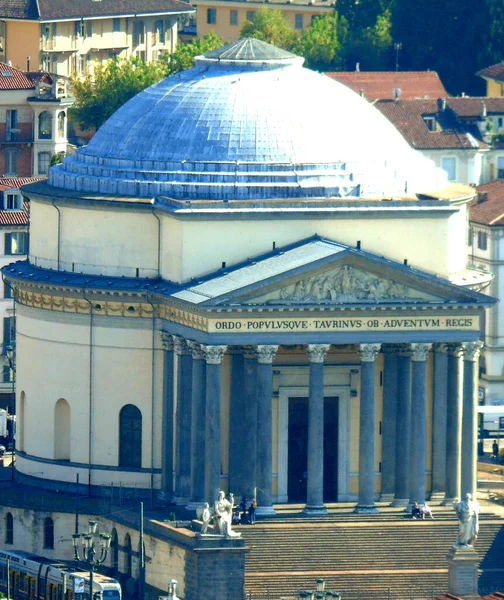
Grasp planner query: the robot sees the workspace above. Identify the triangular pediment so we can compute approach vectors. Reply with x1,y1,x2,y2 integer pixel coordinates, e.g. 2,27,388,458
249,264,439,305
171,237,494,308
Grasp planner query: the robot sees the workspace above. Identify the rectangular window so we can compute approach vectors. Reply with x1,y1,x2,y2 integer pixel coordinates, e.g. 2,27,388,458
498,156,504,179
86,20,93,37
2,316,15,353
477,231,488,251
423,116,436,132
3,282,12,299
4,149,19,176
5,232,28,255
246,10,255,22
5,110,17,142
75,21,85,37
207,8,217,24
51,22,57,37
442,157,456,181
230,10,238,26
295,14,304,29
113,18,121,33
2,365,11,383
5,193,21,210
156,20,165,43
499,117,503,128
38,152,50,175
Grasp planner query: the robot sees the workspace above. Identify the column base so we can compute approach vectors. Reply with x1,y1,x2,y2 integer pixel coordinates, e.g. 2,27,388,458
173,495,190,506
442,496,456,506
186,501,205,511
390,498,409,508
430,491,446,502
380,493,395,503
303,504,328,516
255,505,277,517
354,504,379,514
157,490,173,502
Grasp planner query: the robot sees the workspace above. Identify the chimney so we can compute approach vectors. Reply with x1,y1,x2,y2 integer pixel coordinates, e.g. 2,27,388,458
477,191,488,204
26,56,30,71
438,98,446,111
393,87,402,101
355,62,360,72
480,100,487,119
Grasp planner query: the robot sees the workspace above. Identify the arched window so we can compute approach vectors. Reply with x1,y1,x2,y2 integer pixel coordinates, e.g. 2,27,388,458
43,517,54,549
123,533,132,576
54,398,70,460
57,111,65,138
5,512,13,544
38,111,52,139
18,391,25,451
110,528,119,570
38,151,51,175
119,405,142,468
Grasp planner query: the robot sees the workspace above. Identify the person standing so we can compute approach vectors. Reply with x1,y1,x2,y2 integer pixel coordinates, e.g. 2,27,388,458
248,499,257,524
493,440,499,461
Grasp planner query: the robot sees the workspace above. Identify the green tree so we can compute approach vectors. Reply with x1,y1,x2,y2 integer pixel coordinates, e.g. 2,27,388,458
293,13,347,71
70,34,223,132
240,8,297,49
162,32,223,73
70,56,166,131
345,9,393,71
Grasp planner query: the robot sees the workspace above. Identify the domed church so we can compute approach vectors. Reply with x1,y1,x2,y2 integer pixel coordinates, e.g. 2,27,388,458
4,38,494,515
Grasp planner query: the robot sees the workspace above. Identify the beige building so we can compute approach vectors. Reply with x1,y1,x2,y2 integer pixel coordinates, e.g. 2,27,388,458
192,0,335,41
0,0,194,78
0,39,496,599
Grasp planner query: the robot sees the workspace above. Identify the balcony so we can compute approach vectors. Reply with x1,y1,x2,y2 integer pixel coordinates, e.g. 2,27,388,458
41,37,77,53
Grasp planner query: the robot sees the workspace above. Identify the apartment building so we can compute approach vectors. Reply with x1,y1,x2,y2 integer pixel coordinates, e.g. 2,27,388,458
0,0,194,78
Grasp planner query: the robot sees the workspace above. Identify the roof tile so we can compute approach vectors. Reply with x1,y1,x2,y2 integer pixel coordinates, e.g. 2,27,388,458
470,181,504,226
36,0,193,20
477,62,504,83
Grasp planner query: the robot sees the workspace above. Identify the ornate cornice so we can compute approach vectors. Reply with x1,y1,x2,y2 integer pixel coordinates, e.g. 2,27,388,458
307,344,331,363
256,345,279,364
462,341,484,362
411,343,432,362
359,343,381,362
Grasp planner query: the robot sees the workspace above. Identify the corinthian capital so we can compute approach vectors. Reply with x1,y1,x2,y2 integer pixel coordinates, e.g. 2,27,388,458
203,345,227,364
411,343,432,362
256,345,279,364
359,343,381,363
462,341,484,362
160,332,174,351
173,337,190,355
307,344,331,363
187,340,205,360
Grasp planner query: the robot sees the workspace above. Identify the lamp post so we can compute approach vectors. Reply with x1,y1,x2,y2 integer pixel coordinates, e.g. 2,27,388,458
6,343,15,478
72,520,111,600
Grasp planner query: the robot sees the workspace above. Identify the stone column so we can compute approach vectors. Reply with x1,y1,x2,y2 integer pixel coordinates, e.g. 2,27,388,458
431,344,448,500
409,343,432,505
255,344,278,516
380,345,398,502
229,348,245,497
187,341,206,509
392,345,412,507
355,343,381,513
444,343,463,504
160,333,175,500
204,345,227,504
461,341,483,500
304,344,331,515
241,347,258,500
174,337,192,504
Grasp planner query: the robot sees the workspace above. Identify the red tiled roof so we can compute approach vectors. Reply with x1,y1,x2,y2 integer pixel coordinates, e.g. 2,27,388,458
483,593,504,600
0,62,35,90
325,71,448,101
469,181,504,226
0,177,44,226
477,62,504,83
375,99,485,150
446,97,504,117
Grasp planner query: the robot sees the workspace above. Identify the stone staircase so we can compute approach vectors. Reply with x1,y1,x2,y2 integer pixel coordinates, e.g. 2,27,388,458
238,510,504,600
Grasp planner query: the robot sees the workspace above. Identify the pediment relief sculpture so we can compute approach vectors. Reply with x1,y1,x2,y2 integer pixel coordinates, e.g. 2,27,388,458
250,265,435,305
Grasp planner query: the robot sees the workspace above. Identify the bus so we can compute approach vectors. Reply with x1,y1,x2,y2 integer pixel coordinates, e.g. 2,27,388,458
478,406,504,438
0,550,122,599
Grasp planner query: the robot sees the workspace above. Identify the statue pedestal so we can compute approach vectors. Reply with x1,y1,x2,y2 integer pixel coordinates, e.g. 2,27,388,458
447,545,479,599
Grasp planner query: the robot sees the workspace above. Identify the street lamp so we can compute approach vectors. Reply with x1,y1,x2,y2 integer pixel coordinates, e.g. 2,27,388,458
72,519,111,600
6,343,15,478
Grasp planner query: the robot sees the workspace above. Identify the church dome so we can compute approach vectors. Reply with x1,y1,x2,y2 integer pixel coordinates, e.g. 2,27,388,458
51,38,448,200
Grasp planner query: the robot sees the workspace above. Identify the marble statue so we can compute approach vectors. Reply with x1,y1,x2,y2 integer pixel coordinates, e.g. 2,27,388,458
453,493,480,546
200,502,211,534
214,491,240,537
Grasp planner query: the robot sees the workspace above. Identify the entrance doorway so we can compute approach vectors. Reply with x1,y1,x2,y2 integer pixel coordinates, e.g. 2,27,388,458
287,396,339,503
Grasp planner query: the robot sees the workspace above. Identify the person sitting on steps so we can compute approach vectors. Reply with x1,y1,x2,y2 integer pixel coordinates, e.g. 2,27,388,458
411,502,421,519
